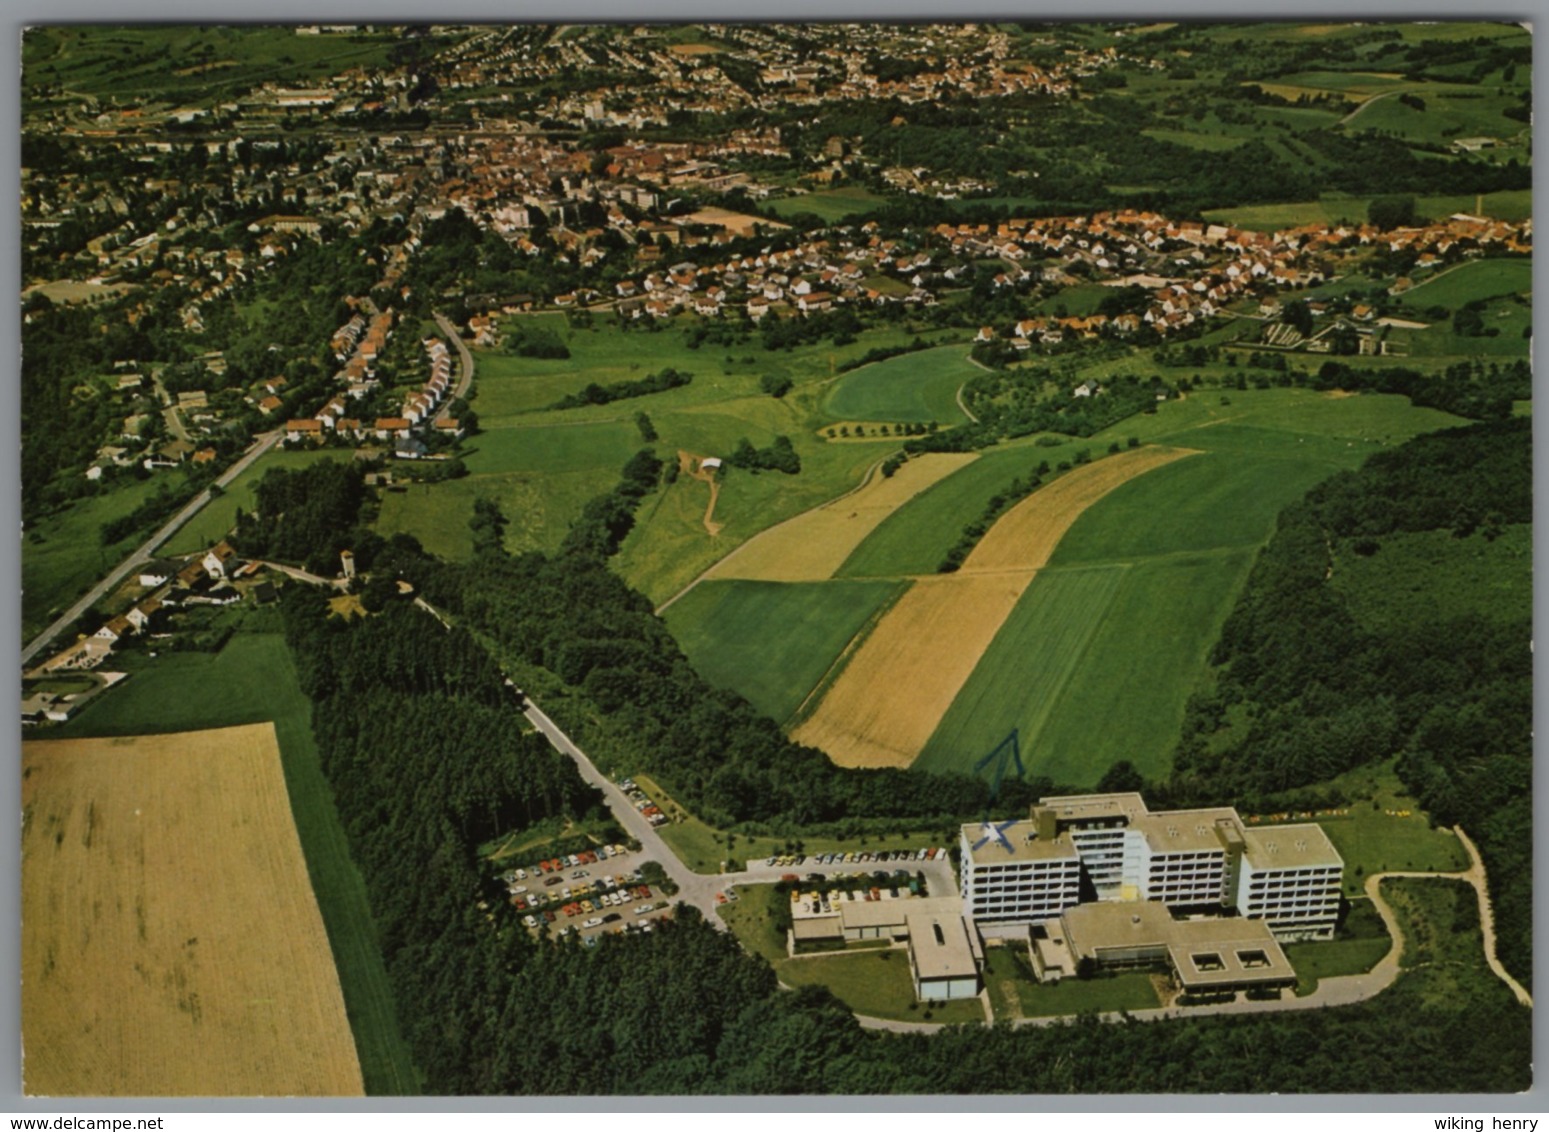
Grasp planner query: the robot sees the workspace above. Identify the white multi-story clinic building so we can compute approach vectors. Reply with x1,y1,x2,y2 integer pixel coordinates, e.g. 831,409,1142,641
960,792,1343,942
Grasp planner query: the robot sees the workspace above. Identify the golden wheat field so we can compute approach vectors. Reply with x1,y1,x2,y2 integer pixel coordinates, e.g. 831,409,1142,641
705,452,980,582
791,571,1034,767
21,724,363,1097
794,446,1197,768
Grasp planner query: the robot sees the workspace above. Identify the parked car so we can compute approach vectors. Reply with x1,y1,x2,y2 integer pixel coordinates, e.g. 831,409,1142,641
583,917,604,928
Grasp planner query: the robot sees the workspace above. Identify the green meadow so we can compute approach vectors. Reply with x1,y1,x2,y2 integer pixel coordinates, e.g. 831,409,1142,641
834,442,1048,579
23,26,407,106
914,564,1129,778
1203,189,1533,231
1345,89,1529,145
1399,258,1533,310
24,476,168,643
663,578,905,725
615,405,895,605
820,344,977,425
894,388,1465,783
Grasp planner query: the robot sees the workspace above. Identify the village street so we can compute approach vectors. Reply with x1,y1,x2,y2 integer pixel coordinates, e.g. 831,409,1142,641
22,428,282,668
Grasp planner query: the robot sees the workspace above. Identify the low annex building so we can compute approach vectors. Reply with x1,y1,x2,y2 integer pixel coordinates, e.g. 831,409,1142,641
789,894,983,1001
1035,901,1297,995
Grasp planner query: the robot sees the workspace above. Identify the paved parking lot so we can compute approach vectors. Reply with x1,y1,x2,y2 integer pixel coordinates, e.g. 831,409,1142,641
501,843,674,944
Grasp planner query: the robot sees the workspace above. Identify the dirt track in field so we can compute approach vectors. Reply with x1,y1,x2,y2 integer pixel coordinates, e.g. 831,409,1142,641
793,446,1198,768
705,452,979,583
680,450,725,536
22,725,363,1097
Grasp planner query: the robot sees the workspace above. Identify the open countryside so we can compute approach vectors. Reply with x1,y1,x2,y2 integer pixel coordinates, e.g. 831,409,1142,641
21,725,364,1097
787,445,1198,767
20,18,1530,1098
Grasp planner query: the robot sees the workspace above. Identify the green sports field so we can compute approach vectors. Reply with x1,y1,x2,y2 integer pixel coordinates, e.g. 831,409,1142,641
820,344,977,425
663,578,905,724
766,187,888,222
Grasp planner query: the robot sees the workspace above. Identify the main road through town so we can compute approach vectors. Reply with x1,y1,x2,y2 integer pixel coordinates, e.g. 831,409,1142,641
21,428,282,668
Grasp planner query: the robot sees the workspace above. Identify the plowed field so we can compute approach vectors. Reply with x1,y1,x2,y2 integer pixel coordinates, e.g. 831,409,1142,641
22,724,363,1097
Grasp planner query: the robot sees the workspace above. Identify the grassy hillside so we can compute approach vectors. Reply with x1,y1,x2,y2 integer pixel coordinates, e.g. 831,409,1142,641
23,476,167,643
664,578,905,724
835,442,1049,578
23,25,407,106
1399,258,1533,309
821,345,976,425
899,387,1468,783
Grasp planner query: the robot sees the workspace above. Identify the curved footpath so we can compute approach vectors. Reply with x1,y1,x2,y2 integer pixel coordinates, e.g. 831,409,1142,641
653,456,888,615
857,825,1528,1034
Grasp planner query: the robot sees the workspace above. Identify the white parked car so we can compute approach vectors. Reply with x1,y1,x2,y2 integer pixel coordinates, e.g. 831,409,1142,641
583,917,604,928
